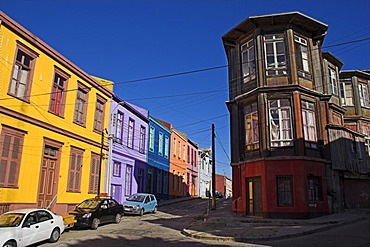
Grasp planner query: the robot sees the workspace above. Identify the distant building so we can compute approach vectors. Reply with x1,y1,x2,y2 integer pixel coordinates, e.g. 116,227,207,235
186,139,198,197
147,116,171,201
198,148,212,198
215,174,232,198
157,120,188,199
0,11,112,214
223,11,370,218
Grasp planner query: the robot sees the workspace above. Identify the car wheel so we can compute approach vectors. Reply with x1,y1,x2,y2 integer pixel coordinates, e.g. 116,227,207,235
114,213,121,223
139,208,144,216
91,218,100,230
153,206,157,213
3,241,16,247
49,227,60,243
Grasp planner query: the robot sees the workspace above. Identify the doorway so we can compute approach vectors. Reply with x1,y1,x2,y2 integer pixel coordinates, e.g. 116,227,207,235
246,176,262,216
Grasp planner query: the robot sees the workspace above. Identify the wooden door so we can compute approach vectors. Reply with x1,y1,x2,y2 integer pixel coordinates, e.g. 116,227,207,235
246,176,262,216
37,158,56,209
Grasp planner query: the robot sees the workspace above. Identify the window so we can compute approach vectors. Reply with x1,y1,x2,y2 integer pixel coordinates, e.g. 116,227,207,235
93,95,106,132
269,99,293,147
49,67,69,117
88,153,100,194
241,39,256,82
187,146,190,163
8,43,38,102
164,136,169,158
183,145,186,161
113,162,121,177
157,170,162,193
340,80,354,106
301,100,317,148
139,126,146,154
114,112,123,143
173,138,176,156
149,127,155,152
74,83,89,126
127,119,134,148
67,147,83,192
245,103,259,150
0,126,24,187
158,132,163,156
359,83,370,107
125,165,132,195
294,35,311,79
277,176,293,207
365,138,370,156
308,176,322,202
264,34,286,75
178,141,181,159
329,68,338,95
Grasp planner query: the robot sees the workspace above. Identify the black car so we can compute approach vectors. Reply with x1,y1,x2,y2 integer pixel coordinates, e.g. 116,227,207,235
68,196,123,230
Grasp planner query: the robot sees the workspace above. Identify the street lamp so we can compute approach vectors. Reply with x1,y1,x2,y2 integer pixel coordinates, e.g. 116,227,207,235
107,101,125,196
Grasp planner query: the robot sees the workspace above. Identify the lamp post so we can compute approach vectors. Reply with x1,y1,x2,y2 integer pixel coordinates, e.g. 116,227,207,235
107,101,124,196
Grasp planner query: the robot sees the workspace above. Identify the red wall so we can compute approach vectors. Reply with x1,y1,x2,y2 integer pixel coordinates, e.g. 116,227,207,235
232,159,328,218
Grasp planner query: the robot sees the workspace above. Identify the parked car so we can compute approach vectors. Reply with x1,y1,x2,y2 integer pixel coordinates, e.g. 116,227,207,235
68,196,123,230
0,208,65,247
123,193,158,216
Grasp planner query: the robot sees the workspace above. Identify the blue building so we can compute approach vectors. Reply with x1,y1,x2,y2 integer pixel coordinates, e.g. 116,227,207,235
147,116,171,200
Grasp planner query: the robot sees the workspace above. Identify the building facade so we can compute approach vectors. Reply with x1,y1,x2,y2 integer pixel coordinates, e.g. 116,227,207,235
0,11,113,214
147,116,171,201
223,12,333,218
223,11,370,218
186,139,198,197
198,148,212,198
108,97,149,203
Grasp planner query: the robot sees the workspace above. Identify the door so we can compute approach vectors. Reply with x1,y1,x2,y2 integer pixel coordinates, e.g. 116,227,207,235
38,149,57,209
21,211,42,245
246,177,262,216
111,184,122,203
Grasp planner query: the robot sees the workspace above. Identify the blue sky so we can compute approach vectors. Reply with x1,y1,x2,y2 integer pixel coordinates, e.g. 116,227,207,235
1,0,369,178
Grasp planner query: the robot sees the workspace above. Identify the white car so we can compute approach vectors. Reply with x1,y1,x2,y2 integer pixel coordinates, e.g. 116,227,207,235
0,208,65,247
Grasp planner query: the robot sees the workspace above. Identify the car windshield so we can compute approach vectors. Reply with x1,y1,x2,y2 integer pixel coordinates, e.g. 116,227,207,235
127,194,145,202
0,213,25,227
77,199,101,209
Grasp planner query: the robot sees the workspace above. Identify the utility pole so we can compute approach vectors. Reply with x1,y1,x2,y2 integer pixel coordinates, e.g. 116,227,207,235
212,123,216,210
98,129,106,196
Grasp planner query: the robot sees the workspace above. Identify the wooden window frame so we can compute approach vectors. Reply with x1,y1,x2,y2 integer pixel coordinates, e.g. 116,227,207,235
67,147,84,192
0,126,25,188
8,42,39,103
149,126,155,152
125,165,132,196
73,82,90,127
48,66,70,117
88,152,100,194
139,126,146,154
93,94,106,133
127,118,135,149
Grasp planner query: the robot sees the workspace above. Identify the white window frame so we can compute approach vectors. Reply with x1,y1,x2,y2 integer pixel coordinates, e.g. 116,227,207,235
139,126,145,153
359,83,370,107
149,126,155,152
164,136,169,158
125,165,132,195
158,132,164,156
294,35,311,79
269,99,293,147
115,112,123,143
329,67,338,95
301,100,317,148
264,34,287,75
241,39,256,82
127,118,134,148
340,80,354,106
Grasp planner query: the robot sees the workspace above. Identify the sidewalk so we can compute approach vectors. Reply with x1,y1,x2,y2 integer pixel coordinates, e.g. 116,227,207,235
181,198,370,242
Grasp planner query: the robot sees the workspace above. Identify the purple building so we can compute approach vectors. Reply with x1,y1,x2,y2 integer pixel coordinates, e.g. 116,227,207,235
106,96,149,203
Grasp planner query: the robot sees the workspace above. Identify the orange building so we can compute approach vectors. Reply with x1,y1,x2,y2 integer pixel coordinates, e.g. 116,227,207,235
157,120,187,198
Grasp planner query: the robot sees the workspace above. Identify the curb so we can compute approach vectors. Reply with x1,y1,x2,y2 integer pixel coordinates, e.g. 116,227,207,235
181,216,367,243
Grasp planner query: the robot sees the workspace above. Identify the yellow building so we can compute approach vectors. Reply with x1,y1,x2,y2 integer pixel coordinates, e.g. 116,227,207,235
0,11,113,214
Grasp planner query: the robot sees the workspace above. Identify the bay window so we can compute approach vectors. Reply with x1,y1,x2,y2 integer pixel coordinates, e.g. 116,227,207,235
241,39,256,82
269,99,293,147
264,34,287,75
301,100,317,148
245,103,259,150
